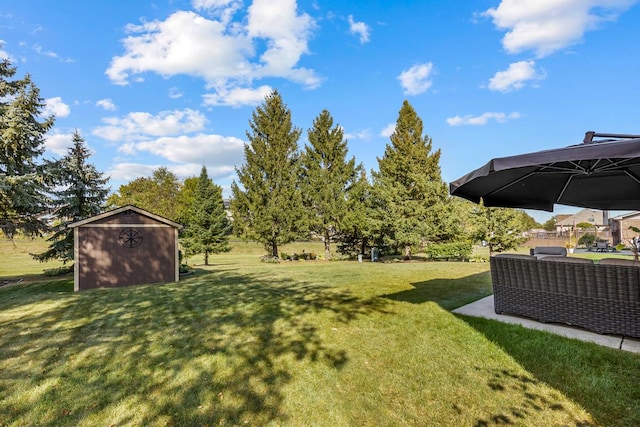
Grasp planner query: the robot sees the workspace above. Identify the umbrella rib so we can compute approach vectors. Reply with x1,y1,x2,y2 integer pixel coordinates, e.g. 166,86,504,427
556,174,573,203
486,170,538,197
624,170,640,185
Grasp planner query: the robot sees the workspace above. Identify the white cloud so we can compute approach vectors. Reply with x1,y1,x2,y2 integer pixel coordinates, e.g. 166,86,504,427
203,85,272,107
32,44,74,62
107,163,161,182
348,15,370,44
446,112,521,126
0,42,10,60
487,60,545,92
45,132,74,156
131,134,244,166
397,63,434,96
33,44,58,59
191,0,242,25
380,123,395,137
43,97,71,118
344,129,371,141
96,98,116,111
93,107,244,183
106,11,252,86
168,87,184,99
106,1,320,105
93,109,207,141
108,161,235,184
246,0,319,86
109,134,243,181
484,0,637,57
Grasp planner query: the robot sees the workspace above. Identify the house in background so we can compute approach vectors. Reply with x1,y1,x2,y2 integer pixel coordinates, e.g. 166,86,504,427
609,212,640,246
68,205,182,291
555,208,609,239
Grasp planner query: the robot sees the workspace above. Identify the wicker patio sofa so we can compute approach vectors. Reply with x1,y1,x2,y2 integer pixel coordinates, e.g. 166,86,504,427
490,254,640,338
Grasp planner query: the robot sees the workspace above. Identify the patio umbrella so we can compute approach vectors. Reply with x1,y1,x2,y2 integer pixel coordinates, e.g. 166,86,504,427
449,132,640,212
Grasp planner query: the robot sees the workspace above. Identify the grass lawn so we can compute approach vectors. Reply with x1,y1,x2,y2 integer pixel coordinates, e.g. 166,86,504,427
1,240,639,426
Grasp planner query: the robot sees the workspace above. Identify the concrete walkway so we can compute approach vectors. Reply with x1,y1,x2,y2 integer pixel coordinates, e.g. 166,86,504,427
453,296,640,353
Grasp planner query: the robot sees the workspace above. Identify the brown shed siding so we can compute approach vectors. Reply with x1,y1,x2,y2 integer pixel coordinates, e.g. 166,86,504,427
89,209,161,226
71,206,181,291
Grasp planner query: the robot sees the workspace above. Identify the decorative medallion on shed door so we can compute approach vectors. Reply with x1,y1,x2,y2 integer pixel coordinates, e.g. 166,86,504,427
118,228,143,248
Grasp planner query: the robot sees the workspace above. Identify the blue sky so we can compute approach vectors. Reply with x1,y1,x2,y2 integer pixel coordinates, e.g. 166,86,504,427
2,0,639,223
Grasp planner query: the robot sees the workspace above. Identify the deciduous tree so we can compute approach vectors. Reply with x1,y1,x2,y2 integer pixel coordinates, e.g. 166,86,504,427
107,167,181,221
473,204,528,254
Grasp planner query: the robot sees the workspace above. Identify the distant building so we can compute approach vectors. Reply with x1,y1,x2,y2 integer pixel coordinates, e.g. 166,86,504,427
609,212,640,246
555,208,607,236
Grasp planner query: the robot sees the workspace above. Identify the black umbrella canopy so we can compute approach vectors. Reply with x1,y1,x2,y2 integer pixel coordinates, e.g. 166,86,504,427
449,133,640,212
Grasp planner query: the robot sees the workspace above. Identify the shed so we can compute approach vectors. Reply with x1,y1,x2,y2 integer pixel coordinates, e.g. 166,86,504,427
68,205,182,291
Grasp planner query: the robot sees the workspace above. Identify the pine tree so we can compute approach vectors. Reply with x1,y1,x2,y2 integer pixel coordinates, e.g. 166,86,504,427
181,166,230,265
0,58,55,238
371,100,448,259
32,131,109,263
301,110,359,260
231,90,304,258
336,168,373,258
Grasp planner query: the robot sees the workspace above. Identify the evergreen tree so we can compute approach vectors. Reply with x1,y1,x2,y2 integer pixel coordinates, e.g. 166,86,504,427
231,90,304,258
32,131,109,263
0,58,55,238
336,168,373,258
371,100,448,259
301,110,359,260
107,167,181,221
181,166,230,265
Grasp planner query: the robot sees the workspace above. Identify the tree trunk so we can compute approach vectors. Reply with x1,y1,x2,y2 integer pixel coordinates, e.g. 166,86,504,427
271,240,278,258
204,250,209,266
324,229,331,261
404,244,411,260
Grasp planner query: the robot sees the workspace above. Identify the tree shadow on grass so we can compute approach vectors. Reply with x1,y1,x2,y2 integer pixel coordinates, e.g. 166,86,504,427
0,269,391,426
382,270,492,310
460,315,640,427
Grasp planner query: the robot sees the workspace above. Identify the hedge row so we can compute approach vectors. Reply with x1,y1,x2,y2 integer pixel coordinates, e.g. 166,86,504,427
424,242,472,261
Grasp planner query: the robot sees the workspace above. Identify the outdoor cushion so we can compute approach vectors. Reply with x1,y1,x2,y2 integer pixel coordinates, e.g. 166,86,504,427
534,254,564,260
533,246,567,256
493,253,536,260
598,258,640,266
539,256,593,264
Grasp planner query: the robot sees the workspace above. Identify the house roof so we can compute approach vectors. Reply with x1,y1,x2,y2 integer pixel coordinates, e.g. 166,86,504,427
68,205,183,229
556,208,605,226
610,211,640,221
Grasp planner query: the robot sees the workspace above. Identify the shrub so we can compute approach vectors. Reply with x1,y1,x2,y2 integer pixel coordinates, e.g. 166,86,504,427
425,242,472,261
43,265,74,276
280,252,291,261
578,233,596,247
259,255,281,263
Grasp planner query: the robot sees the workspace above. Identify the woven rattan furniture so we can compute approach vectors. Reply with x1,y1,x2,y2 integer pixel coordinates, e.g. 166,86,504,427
490,254,640,338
